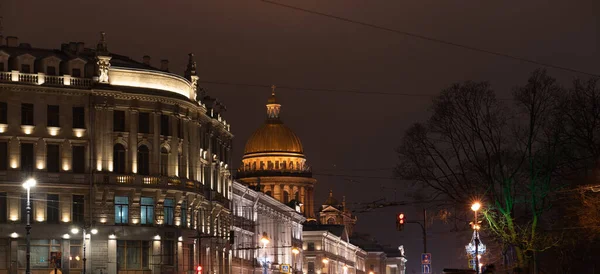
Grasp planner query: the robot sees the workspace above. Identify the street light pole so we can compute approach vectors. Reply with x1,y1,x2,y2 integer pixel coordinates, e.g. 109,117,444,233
471,202,481,274
23,178,36,274
83,228,87,274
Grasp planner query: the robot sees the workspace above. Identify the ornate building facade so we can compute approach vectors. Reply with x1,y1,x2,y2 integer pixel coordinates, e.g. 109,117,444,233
318,191,357,237
237,89,317,219
0,33,233,274
231,181,304,274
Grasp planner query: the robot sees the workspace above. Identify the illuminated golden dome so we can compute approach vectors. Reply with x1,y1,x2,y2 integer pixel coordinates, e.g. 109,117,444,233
243,122,304,156
243,85,304,157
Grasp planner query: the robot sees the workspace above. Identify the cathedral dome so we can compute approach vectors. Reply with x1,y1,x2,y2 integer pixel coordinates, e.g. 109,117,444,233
243,122,304,156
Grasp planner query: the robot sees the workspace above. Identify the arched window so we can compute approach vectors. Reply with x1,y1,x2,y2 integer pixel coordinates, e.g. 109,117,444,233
113,144,126,174
283,191,289,204
295,191,299,201
327,217,336,224
160,147,169,176
137,145,150,175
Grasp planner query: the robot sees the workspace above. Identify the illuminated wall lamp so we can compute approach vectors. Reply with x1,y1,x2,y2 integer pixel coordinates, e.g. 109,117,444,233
21,125,34,135
47,127,60,136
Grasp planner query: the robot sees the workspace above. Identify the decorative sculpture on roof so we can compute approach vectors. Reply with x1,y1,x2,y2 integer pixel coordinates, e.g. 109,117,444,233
96,32,111,84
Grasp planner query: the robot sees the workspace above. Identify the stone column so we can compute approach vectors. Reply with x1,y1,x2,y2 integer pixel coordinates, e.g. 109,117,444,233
129,108,138,173
104,108,114,172
170,115,178,177
152,111,160,175
182,118,189,179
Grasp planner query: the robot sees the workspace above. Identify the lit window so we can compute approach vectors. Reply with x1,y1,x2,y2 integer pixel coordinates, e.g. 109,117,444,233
140,197,154,225
115,196,129,224
164,199,174,226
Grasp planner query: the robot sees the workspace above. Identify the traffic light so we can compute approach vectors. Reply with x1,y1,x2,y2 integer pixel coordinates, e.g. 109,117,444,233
196,265,203,274
396,213,405,231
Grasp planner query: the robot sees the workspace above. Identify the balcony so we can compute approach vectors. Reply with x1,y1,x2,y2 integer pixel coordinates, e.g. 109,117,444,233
232,215,255,233
0,71,92,88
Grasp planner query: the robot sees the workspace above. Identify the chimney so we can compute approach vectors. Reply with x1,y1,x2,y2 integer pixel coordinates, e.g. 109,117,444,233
76,42,85,53
160,59,169,71
143,55,151,66
6,36,18,47
69,42,77,52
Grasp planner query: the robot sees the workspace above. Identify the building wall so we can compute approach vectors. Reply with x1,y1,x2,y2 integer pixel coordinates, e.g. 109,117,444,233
302,231,366,274
231,181,304,274
0,42,233,274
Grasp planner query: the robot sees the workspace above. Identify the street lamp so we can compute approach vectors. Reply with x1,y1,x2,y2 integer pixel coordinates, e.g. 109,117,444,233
260,232,270,274
71,226,97,274
471,202,481,274
291,247,300,273
322,258,329,274
22,178,36,274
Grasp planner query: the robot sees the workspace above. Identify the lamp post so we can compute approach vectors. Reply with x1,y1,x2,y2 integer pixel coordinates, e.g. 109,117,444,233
260,232,270,274
22,178,36,274
71,226,98,274
291,247,300,273
471,202,481,274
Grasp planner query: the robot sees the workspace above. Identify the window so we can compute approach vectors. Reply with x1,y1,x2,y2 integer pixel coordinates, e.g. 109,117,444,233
20,143,34,172
140,197,154,225
69,240,83,269
20,194,33,224
160,147,168,176
20,64,30,73
138,112,150,134
283,191,289,204
72,107,85,129
162,240,175,265
160,114,170,136
115,196,129,224
21,103,34,125
181,201,187,227
46,66,56,76
307,242,315,251
113,144,126,174
0,142,7,171
327,218,335,224
72,195,84,224
47,105,59,127
47,194,59,224
46,144,60,172
113,110,125,132
308,262,315,274
164,199,174,226
0,62,4,71
72,145,85,173
177,119,183,138
117,241,151,270
18,239,61,269
0,102,6,124
72,68,81,77
0,193,6,223
137,145,150,175
265,191,272,197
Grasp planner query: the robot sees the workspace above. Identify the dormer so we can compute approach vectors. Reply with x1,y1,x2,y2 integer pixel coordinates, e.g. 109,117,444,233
0,51,9,72
40,55,62,76
14,53,36,73
67,58,86,77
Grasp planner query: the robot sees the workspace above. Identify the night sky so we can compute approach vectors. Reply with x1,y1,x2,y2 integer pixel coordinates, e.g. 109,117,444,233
3,0,598,272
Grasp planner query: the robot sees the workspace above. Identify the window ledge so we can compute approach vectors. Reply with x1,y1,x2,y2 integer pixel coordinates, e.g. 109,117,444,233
47,126,60,136
21,125,35,135
73,128,86,138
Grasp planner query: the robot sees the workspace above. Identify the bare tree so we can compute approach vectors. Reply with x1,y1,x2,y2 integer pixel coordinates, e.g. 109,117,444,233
396,70,563,273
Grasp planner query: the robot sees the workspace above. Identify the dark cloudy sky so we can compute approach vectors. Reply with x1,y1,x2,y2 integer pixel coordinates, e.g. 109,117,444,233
4,0,598,272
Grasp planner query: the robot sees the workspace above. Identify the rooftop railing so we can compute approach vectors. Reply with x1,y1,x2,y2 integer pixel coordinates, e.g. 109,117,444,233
0,70,92,88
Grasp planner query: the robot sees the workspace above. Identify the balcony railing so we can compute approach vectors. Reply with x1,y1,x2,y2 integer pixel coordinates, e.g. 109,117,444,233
0,71,92,88
94,173,230,208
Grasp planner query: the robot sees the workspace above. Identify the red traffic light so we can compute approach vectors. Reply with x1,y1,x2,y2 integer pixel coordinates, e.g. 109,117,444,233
398,213,404,220
196,265,203,272
399,219,404,224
